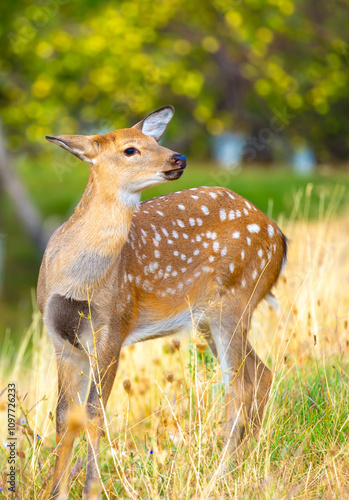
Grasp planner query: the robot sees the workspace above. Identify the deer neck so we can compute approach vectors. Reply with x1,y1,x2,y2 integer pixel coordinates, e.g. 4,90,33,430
73,171,139,255
54,170,140,296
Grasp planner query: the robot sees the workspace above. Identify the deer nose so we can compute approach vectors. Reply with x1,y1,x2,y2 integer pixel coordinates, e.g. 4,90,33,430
172,154,187,168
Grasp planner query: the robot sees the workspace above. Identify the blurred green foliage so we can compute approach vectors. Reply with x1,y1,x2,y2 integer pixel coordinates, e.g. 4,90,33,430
1,0,349,161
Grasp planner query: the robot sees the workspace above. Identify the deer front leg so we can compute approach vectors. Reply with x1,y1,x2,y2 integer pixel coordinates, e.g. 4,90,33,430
51,350,90,499
83,335,121,500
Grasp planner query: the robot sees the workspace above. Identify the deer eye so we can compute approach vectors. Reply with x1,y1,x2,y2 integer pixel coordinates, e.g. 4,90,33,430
124,147,139,156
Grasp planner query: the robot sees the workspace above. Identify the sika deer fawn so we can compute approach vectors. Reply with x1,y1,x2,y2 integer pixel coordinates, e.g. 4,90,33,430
38,106,287,499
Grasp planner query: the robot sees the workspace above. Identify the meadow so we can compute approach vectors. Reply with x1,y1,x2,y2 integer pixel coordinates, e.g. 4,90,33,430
0,184,348,498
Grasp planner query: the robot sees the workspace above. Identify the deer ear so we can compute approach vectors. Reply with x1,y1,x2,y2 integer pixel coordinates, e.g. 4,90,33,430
132,106,174,142
45,135,98,163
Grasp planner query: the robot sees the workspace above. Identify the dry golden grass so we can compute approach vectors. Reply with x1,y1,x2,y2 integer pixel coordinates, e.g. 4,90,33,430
1,209,349,499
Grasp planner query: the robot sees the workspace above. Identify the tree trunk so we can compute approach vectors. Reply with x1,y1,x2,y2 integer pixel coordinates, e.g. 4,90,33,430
0,121,49,252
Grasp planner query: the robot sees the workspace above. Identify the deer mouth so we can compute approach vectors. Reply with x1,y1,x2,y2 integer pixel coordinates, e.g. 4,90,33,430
162,168,185,180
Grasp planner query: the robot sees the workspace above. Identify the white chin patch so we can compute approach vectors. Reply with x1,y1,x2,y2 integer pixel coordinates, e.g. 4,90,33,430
118,191,141,208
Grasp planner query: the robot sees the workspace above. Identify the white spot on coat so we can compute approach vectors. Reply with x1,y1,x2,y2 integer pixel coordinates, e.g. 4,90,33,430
247,224,260,233
219,208,226,221
202,266,213,273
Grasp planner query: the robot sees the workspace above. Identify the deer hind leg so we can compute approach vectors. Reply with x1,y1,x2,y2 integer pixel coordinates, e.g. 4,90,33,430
51,348,90,499
206,302,271,455
244,339,272,439
82,329,121,500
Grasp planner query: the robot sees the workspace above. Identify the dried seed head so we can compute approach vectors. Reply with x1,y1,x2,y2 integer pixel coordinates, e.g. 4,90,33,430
123,379,132,394
172,338,181,350
68,406,87,435
166,372,174,383
196,342,207,354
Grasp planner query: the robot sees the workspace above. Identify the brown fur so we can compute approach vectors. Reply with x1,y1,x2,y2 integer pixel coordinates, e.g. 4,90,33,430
38,108,287,499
